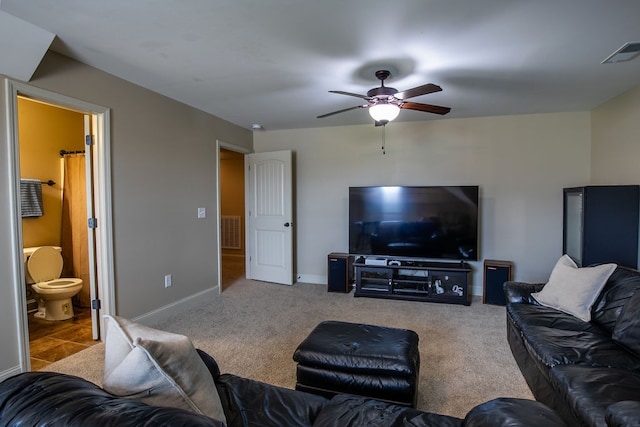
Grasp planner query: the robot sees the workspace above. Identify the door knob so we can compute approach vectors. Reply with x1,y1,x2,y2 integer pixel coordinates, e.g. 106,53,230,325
284,222,291,227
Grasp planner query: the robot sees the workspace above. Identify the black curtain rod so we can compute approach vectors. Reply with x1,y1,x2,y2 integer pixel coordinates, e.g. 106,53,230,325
59,149,84,156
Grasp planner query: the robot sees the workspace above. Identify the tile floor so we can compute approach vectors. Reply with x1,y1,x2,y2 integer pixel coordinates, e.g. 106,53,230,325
28,306,98,370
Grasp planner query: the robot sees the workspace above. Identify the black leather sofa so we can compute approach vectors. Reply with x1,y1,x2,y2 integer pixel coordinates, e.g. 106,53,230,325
505,265,640,427
0,349,567,426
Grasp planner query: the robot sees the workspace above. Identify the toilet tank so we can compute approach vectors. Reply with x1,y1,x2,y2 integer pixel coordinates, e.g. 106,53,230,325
24,246,62,284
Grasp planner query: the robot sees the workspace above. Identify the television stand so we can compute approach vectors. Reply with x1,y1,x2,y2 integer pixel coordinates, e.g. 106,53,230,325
353,258,472,305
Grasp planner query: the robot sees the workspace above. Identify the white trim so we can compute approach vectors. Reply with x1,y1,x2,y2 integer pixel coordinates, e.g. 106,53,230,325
215,142,221,294
296,274,325,285
0,366,23,381
219,140,251,154
245,154,251,280
5,80,115,371
132,286,218,325
10,82,109,114
92,110,116,334
4,79,30,373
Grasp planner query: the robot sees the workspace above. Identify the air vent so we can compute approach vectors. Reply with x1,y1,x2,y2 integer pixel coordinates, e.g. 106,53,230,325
602,42,640,64
221,215,242,249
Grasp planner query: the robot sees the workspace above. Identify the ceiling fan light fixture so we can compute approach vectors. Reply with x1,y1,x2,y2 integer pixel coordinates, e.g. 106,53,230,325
369,103,400,122
319,70,450,121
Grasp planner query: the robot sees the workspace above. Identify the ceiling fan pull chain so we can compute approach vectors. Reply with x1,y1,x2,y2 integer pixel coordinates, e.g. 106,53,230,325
381,125,386,155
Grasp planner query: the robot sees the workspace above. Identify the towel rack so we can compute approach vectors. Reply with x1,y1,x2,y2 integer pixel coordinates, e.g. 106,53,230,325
60,149,84,156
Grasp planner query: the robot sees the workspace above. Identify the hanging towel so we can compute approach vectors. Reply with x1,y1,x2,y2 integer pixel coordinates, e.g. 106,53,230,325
20,179,44,218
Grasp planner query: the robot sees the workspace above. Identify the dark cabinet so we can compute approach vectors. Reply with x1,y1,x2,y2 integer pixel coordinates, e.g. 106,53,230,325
563,186,639,268
354,259,472,305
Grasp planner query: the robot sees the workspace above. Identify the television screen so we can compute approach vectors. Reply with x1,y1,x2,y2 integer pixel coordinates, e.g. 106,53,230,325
349,186,479,261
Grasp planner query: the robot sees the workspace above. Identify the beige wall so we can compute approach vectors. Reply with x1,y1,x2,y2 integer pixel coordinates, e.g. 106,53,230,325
2,47,638,378
1,52,252,375
25,52,252,318
18,97,84,247
255,112,592,291
591,84,640,184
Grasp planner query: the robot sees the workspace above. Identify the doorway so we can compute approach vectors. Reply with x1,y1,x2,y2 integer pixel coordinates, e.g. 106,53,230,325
217,142,249,291
6,80,115,373
17,97,97,369
215,145,295,288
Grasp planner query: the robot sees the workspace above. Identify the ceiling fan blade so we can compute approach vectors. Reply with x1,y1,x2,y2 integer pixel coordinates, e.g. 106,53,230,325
329,90,372,100
400,101,451,115
395,83,442,100
317,104,367,118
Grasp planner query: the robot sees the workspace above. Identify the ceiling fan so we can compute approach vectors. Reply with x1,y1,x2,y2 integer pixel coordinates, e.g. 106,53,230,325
317,70,451,126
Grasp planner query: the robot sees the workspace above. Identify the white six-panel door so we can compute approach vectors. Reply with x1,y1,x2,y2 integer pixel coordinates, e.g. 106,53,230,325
246,150,293,285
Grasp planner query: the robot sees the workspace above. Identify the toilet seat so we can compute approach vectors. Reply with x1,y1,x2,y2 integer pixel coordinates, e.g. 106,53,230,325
28,246,83,289
33,278,83,289
27,246,64,282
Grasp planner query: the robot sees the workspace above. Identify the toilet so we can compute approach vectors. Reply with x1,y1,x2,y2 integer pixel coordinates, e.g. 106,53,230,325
26,246,83,321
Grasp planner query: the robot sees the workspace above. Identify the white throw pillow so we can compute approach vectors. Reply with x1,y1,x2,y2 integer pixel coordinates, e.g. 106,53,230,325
532,255,616,321
102,315,226,424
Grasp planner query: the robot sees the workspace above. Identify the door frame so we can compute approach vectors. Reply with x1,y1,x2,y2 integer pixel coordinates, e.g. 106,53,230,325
215,140,251,292
5,79,115,371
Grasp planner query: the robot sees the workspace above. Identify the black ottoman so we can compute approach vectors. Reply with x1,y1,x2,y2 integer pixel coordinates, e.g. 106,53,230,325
292,320,420,407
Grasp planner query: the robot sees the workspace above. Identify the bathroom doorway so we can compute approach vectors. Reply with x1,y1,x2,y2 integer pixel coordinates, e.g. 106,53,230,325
6,80,115,373
18,97,98,369
216,142,249,291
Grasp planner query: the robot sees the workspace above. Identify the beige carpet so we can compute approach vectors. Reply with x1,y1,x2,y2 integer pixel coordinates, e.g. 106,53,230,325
42,278,533,418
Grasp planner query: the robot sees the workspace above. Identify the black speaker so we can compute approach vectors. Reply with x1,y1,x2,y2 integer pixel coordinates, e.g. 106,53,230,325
328,253,352,293
483,260,513,305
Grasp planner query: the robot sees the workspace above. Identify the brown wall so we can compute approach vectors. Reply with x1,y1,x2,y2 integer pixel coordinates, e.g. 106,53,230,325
220,148,245,257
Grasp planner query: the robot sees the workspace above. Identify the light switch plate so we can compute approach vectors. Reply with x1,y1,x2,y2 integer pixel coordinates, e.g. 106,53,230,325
197,207,206,218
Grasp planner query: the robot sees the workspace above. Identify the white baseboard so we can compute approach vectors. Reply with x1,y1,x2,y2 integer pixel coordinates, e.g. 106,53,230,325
0,365,23,382
471,283,483,296
132,285,219,326
127,276,483,328
296,274,326,285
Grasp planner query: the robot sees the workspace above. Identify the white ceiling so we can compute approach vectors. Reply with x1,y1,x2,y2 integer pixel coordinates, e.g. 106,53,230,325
2,1,640,131
0,10,54,81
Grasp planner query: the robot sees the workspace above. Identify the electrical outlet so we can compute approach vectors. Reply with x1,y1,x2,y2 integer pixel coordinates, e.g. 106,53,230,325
164,274,172,288
197,207,206,219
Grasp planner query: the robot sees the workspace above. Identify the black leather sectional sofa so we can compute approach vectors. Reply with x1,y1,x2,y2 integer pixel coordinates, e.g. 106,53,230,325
0,349,567,427
505,265,640,427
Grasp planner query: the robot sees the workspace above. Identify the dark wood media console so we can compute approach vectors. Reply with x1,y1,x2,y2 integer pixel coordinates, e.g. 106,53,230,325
353,258,472,306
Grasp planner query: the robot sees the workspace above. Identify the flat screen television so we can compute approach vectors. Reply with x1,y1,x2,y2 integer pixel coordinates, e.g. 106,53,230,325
349,186,479,261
